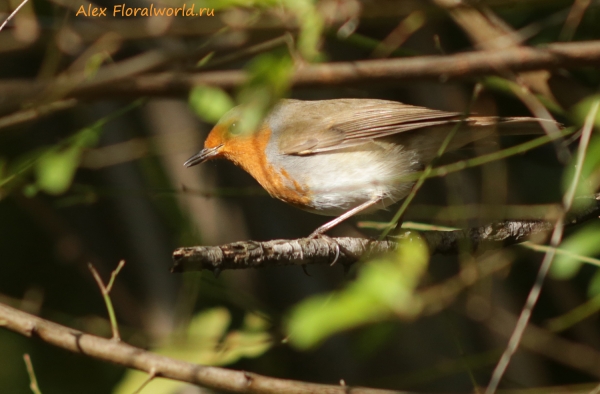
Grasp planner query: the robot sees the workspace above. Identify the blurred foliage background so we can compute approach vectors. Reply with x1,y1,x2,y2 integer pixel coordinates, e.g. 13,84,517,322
2,0,600,393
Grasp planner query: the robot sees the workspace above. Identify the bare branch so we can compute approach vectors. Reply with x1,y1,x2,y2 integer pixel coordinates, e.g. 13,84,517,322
172,193,600,273
170,221,551,273
2,40,600,104
0,302,413,394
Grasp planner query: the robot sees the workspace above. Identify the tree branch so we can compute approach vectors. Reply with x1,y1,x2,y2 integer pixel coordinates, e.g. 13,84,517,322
0,302,416,394
2,40,600,103
172,194,600,273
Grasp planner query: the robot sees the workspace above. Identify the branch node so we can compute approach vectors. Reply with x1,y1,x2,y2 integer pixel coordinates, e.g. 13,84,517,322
25,322,36,337
243,371,254,387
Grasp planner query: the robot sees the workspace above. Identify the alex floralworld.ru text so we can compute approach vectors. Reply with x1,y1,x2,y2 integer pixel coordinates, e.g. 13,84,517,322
76,4,214,17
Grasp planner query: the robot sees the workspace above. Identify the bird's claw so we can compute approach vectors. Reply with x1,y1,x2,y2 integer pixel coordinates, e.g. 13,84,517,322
309,233,341,266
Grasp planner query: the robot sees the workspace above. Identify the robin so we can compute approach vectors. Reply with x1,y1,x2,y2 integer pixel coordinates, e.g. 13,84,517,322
185,98,555,237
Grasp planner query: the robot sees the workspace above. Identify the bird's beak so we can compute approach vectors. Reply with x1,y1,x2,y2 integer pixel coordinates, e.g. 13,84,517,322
183,144,223,167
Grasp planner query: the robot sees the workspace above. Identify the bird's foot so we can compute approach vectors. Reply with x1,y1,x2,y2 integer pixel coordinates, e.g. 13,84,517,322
308,232,342,266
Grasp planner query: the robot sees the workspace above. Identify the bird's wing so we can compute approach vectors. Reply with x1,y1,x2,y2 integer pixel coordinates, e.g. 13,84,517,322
278,100,462,155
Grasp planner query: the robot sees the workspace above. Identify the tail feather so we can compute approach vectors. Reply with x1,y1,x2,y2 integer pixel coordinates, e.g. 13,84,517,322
469,116,562,135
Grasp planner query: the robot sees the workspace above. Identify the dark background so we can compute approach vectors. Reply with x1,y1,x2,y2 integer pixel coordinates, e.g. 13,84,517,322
1,0,600,393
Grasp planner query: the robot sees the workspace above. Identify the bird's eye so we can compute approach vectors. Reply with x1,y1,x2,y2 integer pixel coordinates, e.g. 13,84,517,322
228,122,241,135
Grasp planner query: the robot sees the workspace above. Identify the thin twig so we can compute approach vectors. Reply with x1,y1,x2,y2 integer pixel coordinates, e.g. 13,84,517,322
545,292,600,333
508,78,568,162
88,260,126,341
370,11,425,58
0,99,77,131
105,259,125,293
200,34,293,70
23,354,42,394
521,242,600,268
485,99,600,394
132,367,156,394
400,222,600,270
560,0,592,41
409,126,575,183
0,0,29,33
482,308,600,380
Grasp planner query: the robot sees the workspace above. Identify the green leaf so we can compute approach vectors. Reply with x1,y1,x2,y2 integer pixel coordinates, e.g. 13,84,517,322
189,86,235,123
561,129,600,200
35,147,81,195
72,125,102,148
286,232,429,349
281,0,323,61
236,53,294,134
32,125,102,196
571,94,600,129
84,52,111,80
588,269,600,298
22,184,39,197
550,222,600,279
113,308,272,394
195,51,214,67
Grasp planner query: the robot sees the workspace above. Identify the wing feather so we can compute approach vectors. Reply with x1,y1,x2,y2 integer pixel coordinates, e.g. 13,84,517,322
278,100,462,155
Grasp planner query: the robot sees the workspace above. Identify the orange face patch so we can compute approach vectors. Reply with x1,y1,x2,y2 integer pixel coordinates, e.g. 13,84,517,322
204,125,227,151
218,125,312,207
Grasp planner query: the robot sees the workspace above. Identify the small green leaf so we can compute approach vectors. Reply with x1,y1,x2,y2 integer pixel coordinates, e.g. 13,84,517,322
561,131,600,200
35,147,81,195
281,0,323,61
571,94,600,129
22,184,39,197
588,270,600,298
550,222,600,279
189,86,235,123
286,233,429,349
73,125,102,148
85,52,111,80
236,53,294,134
196,51,214,67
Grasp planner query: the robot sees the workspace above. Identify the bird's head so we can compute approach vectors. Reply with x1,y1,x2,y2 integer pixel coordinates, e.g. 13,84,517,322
183,106,272,170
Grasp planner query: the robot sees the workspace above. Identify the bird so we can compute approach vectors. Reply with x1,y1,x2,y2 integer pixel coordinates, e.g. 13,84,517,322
184,98,556,237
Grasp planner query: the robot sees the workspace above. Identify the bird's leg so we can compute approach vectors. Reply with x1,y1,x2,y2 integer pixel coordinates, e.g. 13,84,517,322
309,197,383,238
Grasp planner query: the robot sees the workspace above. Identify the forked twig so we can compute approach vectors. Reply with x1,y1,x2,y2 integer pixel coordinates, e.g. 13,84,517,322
88,260,126,341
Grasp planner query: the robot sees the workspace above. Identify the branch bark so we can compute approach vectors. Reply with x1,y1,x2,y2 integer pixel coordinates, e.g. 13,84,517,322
0,302,414,394
2,40,600,103
172,194,600,273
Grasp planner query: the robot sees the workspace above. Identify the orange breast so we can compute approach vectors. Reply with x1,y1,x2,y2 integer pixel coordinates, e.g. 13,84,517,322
221,126,313,208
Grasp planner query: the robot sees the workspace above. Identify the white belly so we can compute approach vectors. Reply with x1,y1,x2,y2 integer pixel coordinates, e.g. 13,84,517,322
271,143,421,216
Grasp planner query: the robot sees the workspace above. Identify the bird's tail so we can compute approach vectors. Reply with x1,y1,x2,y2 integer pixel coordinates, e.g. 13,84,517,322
469,116,562,135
